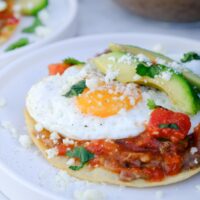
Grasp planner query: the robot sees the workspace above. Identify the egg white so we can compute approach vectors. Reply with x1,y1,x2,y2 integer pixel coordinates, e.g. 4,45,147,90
26,65,200,140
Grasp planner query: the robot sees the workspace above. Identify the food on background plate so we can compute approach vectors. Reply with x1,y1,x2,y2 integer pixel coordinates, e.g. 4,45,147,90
25,44,200,187
17,0,48,16
0,0,19,45
0,0,49,51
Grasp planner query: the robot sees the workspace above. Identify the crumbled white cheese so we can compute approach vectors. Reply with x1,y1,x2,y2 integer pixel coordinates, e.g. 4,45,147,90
13,4,21,12
194,158,198,164
136,54,150,63
46,147,58,159
129,98,135,106
63,138,74,145
152,43,164,53
159,71,172,81
19,135,32,148
50,132,60,144
74,189,105,200
86,78,99,90
155,58,166,65
1,120,18,138
132,74,141,81
155,190,164,199
55,170,70,190
196,185,200,191
66,158,75,166
0,97,6,107
118,53,133,65
168,61,182,72
0,1,7,12
104,66,119,83
34,123,43,132
190,147,198,155
38,9,49,24
35,26,51,38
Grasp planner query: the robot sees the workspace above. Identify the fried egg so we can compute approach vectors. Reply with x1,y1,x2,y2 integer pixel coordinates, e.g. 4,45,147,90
26,64,200,140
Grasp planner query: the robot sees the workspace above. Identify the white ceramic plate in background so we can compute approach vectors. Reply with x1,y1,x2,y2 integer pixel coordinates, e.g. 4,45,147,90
0,33,200,200
0,0,78,68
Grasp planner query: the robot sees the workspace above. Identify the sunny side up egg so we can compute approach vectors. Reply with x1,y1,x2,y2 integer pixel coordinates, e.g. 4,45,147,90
26,63,200,140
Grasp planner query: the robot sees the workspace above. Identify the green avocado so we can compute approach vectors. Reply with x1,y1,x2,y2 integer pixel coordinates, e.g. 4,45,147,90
19,0,48,16
92,51,198,115
109,43,200,90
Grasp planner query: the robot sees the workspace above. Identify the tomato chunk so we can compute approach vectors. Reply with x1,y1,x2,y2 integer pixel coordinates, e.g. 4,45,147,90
163,153,182,175
143,167,165,182
86,140,119,155
6,16,19,25
57,144,68,156
48,63,70,75
148,107,191,143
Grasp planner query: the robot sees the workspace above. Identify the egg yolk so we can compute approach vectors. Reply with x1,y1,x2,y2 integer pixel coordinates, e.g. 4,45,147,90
76,88,142,118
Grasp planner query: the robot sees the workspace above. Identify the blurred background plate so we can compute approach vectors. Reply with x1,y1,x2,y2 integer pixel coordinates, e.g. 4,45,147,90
115,0,200,22
0,0,78,68
0,33,200,200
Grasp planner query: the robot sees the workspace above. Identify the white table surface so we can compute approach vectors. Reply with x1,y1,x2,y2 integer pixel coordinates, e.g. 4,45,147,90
1,0,200,199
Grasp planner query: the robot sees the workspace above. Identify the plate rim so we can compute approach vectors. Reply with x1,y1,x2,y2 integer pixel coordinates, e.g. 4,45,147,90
1,32,200,77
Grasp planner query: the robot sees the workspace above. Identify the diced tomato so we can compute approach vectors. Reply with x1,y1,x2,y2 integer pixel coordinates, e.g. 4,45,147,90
48,63,70,75
89,157,101,167
6,16,19,25
86,140,119,156
163,153,182,175
148,107,191,143
57,144,68,156
143,167,165,182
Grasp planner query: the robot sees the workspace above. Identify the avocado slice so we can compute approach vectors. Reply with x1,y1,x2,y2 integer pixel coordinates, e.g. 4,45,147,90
109,43,200,90
92,52,198,115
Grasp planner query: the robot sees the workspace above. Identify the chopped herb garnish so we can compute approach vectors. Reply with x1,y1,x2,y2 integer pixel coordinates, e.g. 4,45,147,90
159,123,179,130
181,52,200,63
157,138,170,142
63,57,85,65
147,99,158,110
69,164,84,171
136,63,164,78
5,38,29,52
22,16,43,33
67,146,94,171
64,80,86,98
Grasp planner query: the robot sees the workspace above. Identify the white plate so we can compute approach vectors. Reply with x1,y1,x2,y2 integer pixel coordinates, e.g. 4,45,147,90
0,33,200,200
0,0,78,68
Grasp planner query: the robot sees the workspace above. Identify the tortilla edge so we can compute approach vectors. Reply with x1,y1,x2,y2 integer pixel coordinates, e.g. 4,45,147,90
25,110,200,188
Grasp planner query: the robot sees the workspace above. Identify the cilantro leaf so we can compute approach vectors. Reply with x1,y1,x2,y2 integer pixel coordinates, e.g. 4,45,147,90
22,16,43,33
5,38,29,52
67,146,94,171
147,99,157,110
64,80,86,98
69,163,84,171
63,58,85,65
181,52,200,63
159,123,179,130
136,63,164,78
